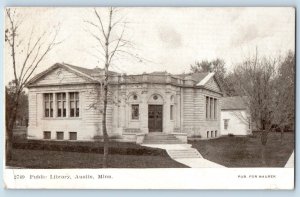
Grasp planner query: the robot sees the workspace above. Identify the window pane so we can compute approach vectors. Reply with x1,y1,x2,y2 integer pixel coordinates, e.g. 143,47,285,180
63,101,66,117
69,132,77,140
206,97,209,119
210,98,213,119
70,92,74,100
57,93,61,100
56,132,64,140
45,94,49,101
170,105,174,120
76,95,79,117
75,92,79,100
131,105,139,119
214,99,217,119
43,131,51,139
63,93,66,100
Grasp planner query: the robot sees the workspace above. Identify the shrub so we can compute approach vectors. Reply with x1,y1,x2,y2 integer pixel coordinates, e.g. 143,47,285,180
228,133,235,137
13,140,168,157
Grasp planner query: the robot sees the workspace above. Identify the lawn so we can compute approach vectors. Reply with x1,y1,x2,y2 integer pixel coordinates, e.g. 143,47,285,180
190,131,294,167
8,140,187,168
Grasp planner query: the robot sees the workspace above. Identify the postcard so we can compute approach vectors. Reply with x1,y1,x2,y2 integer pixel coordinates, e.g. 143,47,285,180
3,7,295,189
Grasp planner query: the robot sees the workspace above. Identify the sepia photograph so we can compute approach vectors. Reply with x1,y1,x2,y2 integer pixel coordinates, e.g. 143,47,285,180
3,7,295,189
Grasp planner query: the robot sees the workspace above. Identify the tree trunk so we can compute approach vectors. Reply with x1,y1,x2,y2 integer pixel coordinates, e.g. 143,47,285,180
101,67,109,168
260,130,268,166
6,96,20,163
280,127,284,144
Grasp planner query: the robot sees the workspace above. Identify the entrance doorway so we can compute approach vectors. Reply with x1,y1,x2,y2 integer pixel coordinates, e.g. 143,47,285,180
148,105,163,132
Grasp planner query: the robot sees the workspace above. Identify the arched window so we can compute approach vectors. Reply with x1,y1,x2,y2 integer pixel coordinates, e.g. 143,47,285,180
207,131,209,138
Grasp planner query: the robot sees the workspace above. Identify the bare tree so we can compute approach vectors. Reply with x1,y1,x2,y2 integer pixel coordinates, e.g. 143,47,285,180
232,50,295,165
5,8,61,162
272,51,295,142
85,7,141,168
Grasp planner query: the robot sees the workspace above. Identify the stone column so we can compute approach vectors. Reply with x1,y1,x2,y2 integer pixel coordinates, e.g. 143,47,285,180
164,92,170,133
53,92,57,118
140,90,148,133
66,92,70,117
176,91,181,129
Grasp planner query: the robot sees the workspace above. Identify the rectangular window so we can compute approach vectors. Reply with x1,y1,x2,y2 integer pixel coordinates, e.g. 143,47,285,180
69,132,77,140
131,104,139,120
56,132,64,140
224,119,229,130
206,96,209,119
170,105,174,120
211,131,213,138
210,97,213,119
70,92,79,117
214,98,217,119
57,93,66,117
43,131,51,139
44,93,53,117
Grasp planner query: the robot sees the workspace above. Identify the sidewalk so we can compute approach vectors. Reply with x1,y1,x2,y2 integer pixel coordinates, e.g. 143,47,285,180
142,143,226,168
285,151,294,168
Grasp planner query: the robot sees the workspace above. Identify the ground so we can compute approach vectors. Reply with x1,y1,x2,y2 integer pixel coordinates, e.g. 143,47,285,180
7,149,187,168
190,131,294,167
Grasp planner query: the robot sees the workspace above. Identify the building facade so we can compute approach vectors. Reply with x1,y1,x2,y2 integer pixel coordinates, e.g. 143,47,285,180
26,63,223,143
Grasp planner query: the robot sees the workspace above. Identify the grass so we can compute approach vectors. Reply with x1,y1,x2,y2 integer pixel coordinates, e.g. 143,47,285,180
7,149,187,168
8,138,188,168
190,131,294,167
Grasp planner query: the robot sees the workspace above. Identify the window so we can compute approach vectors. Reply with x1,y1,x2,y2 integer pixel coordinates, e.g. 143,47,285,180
215,130,217,137
69,132,77,140
214,99,217,119
211,131,213,138
70,92,79,117
224,119,229,130
56,132,64,140
44,93,53,117
131,104,139,120
170,105,174,120
206,96,218,120
57,93,66,117
43,131,51,139
207,131,209,138
210,98,213,119
206,97,209,119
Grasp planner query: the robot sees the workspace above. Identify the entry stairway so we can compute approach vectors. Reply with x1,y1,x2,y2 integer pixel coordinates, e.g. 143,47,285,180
167,148,202,159
142,133,185,144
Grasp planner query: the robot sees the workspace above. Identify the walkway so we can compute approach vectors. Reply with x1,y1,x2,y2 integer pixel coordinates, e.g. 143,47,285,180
142,143,225,168
285,151,294,168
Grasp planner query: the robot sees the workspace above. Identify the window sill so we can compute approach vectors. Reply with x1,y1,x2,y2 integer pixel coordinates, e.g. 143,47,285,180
130,119,140,122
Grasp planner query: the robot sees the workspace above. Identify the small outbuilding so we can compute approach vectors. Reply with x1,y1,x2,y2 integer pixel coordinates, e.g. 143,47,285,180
220,96,252,136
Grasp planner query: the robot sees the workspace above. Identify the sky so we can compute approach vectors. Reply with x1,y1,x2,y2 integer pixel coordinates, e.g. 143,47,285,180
4,7,295,84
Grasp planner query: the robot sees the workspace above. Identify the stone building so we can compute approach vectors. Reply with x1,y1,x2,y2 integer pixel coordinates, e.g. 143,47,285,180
26,63,223,143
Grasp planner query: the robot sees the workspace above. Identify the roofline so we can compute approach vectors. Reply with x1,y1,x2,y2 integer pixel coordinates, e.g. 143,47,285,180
196,72,215,86
26,63,98,87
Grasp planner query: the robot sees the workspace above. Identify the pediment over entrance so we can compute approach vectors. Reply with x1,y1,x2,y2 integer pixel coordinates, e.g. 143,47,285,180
148,94,164,104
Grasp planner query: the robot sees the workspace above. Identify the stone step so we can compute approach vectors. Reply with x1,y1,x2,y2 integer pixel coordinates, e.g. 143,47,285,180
142,133,185,144
167,148,202,158
142,141,184,144
144,136,178,140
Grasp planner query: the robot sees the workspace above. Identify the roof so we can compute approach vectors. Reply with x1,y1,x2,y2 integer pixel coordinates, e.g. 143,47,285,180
221,96,248,110
27,63,219,90
64,63,118,76
175,72,209,82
